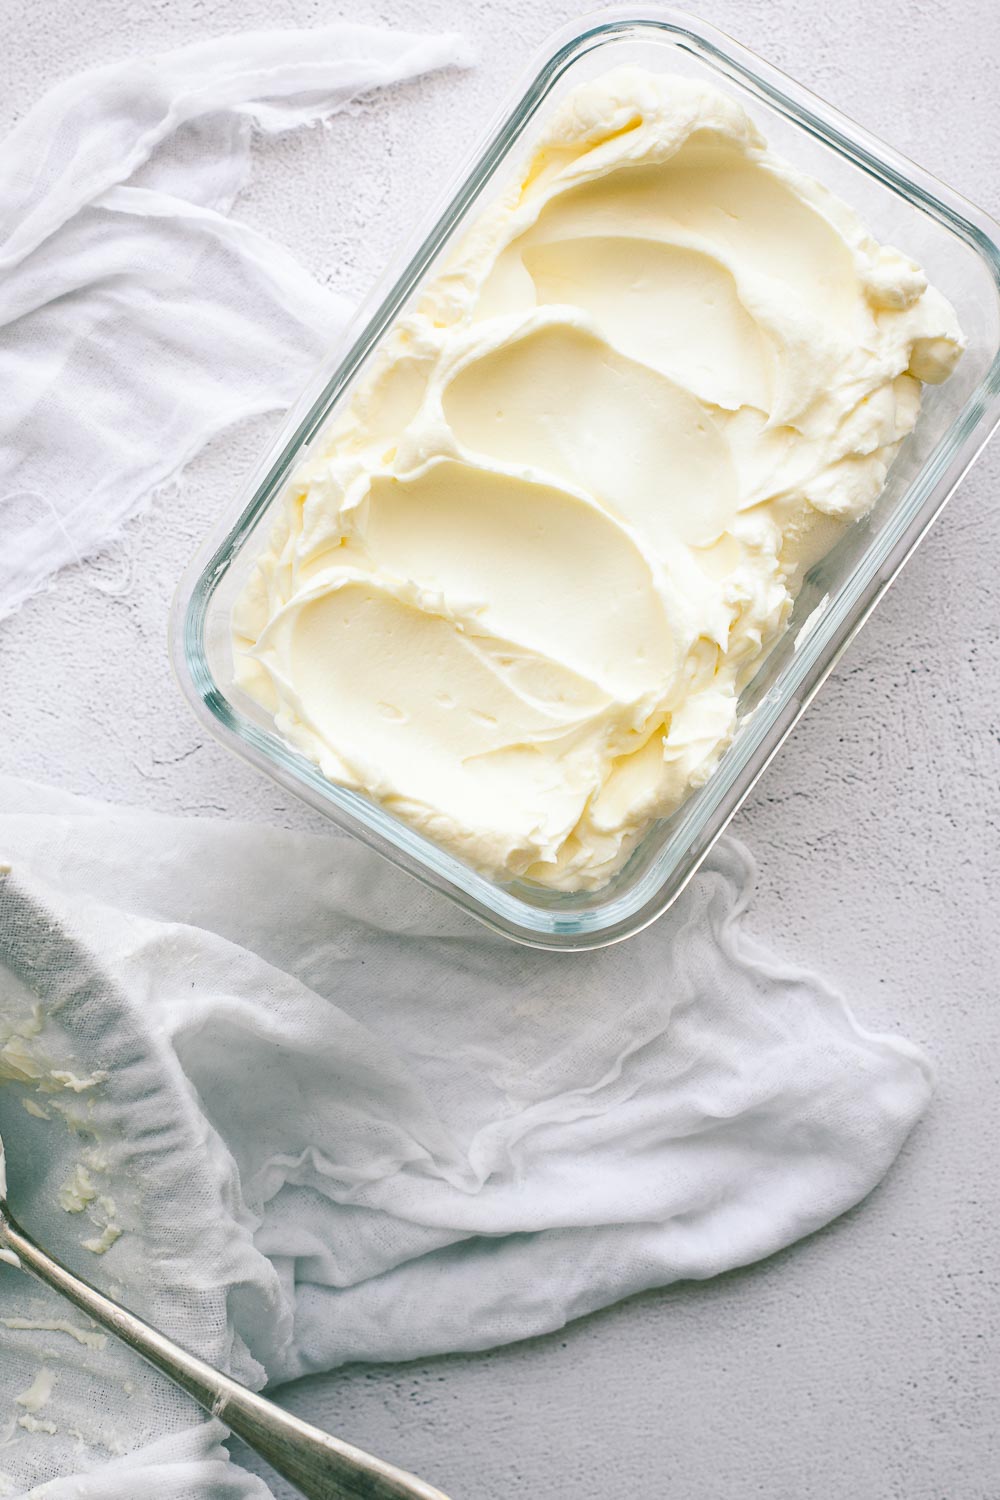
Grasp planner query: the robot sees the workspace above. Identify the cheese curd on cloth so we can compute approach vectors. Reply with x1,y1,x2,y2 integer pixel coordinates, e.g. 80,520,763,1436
233,68,964,892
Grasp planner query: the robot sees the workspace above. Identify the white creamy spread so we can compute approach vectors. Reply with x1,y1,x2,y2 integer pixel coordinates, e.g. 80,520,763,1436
233,68,963,891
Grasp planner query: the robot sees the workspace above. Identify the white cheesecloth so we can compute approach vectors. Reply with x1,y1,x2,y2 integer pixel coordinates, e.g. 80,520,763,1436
0,22,471,622
0,776,932,1496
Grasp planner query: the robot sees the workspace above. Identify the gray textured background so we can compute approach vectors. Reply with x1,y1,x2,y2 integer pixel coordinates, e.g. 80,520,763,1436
2,1,999,1496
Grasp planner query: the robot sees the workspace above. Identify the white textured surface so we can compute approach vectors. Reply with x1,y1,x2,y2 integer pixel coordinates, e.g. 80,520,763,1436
1,2,998,1497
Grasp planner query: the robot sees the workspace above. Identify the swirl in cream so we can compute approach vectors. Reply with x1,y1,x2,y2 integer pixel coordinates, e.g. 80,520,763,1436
233,69,963,891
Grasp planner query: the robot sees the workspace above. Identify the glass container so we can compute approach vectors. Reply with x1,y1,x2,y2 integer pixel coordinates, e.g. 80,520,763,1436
171,7,1000,949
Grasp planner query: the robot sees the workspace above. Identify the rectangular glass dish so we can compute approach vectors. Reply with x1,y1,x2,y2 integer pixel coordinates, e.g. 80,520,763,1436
171,6,1000,950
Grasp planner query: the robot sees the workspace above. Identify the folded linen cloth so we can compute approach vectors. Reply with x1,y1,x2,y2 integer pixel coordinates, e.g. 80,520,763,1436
0,775,932,1497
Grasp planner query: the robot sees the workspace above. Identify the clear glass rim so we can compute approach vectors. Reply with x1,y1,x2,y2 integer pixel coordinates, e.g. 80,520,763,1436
172,6,1000,950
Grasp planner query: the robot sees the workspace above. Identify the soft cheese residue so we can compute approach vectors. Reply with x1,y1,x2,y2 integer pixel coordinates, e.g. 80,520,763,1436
1,1317,107,1352
0,1010,123,1256
58,1165,98,1214
233,68,963,891
15,1368,54,1414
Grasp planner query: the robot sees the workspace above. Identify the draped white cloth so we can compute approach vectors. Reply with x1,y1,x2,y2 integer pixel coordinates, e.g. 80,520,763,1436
0,23,470,620
0,776,931,1496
